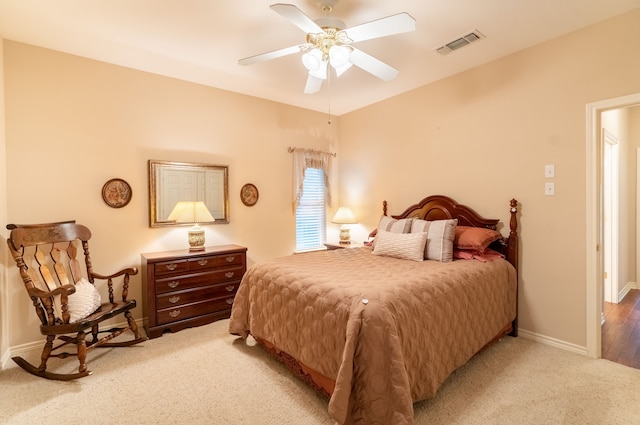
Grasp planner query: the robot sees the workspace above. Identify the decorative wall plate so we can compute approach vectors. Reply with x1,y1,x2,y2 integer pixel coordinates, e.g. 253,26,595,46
102,178,132,208
240,183,259,206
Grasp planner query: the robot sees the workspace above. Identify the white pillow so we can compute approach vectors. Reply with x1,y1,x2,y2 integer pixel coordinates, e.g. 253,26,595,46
372,230,428,262
67,278,102,323
411,219,458,262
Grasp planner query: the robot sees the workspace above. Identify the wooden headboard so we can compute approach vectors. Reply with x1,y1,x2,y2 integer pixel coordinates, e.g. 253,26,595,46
383,195,519,269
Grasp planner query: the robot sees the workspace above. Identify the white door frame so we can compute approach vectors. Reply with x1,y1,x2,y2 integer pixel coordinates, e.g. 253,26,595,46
602,130,619,304
637,147,640,291
586,92,640,358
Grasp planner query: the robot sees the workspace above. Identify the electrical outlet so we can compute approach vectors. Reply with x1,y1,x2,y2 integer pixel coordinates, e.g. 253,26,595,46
545,182,555,196
545,164,555,178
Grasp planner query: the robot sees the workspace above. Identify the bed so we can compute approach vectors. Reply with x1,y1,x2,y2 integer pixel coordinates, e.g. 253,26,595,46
229,195,518,425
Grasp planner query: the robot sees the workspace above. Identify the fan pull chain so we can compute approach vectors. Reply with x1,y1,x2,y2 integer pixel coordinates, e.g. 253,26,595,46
327,67,332,125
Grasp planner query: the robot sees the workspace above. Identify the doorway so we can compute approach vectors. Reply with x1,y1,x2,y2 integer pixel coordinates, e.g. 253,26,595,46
586,92,640,358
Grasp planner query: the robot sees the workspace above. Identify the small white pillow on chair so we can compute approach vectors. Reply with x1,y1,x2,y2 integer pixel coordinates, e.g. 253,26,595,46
67,278,102,323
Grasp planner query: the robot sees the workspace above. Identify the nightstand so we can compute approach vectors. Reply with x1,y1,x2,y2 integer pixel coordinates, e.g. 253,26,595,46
141,244,247,338
324,242,361,250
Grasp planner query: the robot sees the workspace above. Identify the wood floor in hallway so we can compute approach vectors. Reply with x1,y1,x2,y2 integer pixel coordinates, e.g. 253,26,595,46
602,289,640,368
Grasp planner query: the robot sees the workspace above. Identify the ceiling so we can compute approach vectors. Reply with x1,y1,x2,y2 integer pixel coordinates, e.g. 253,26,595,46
1,0,639,116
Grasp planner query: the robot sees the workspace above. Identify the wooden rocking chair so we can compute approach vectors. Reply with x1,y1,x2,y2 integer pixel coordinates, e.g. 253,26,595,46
6,221,147,380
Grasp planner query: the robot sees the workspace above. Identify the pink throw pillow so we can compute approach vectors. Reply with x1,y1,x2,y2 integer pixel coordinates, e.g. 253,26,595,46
454,226,502,253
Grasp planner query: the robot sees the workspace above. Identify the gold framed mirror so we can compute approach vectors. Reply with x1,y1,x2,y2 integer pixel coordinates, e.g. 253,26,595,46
148,160,229,227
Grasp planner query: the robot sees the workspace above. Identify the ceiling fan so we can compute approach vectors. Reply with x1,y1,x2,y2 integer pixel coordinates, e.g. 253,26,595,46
238,1,416,94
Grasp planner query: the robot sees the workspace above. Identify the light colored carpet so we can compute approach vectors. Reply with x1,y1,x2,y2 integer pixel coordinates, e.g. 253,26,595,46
0,320,639,425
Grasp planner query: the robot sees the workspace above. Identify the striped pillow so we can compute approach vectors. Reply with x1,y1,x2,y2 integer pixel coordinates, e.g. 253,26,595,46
372,230,428,262
411,219,458,262
377,215,414,233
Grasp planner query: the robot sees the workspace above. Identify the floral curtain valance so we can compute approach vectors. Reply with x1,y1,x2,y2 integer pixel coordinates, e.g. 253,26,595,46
290,147,334,212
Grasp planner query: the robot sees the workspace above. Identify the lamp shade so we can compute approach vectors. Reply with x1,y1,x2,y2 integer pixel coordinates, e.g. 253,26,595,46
332,207,357,224
329,45,350,68
302,48,323,72
168,201,215,252
168,201,215,224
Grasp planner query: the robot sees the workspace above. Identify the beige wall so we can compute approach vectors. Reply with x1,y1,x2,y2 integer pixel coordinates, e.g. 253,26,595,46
2,41,340,347
0,35,8,360
339,9,640,347
2,8,640,358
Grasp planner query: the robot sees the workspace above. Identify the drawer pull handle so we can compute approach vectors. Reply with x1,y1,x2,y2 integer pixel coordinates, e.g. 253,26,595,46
225,271,235,278
225,256,235,263
166,263,178,271
169,309,181,318
168,281,180,289
225,298,234,305
168,296,180,304
198,259,208,266
225,285,235,292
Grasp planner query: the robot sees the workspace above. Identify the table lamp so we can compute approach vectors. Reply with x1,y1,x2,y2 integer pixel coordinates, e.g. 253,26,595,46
168,201,215,251
332,206,357,245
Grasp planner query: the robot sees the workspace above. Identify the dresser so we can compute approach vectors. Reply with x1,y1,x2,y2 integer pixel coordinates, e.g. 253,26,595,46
141,245,247,338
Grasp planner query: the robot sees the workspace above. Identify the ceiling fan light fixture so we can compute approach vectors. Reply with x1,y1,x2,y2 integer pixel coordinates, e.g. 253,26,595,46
332,61,352,77
309,60,328,80
329,45,350,67
329,45,353,76
302,48,324,72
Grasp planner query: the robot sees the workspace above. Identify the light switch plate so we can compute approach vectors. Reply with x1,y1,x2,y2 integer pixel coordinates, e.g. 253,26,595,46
545,164,555,178
545,182,555,195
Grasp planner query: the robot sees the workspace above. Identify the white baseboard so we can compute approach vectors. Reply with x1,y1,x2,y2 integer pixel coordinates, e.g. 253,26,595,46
2,340,42,370
1,318,145,372
517,328,587,356
2,322,593,373
619,281,637,302
1,347,14,370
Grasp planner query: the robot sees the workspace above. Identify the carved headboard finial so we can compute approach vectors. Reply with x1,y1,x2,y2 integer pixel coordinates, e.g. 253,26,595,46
509,199,518,236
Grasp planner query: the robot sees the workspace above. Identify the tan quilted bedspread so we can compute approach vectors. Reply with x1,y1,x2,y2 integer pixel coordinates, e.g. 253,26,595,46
229,247,516,425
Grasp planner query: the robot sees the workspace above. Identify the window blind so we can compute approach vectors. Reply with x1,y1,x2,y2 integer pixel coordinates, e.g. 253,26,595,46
295,167,326,252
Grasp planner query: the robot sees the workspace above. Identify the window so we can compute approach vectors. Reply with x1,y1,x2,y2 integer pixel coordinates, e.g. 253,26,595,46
295,167,326,251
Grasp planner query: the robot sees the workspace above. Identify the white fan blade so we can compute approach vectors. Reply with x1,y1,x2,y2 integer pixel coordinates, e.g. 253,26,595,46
343,13,416,43
349,48,399,81
270,3,323,34
238,44,305,66
304,74,324,94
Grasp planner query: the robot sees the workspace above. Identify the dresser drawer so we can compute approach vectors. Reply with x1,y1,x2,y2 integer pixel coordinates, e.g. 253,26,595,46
156,297,235,326
155,281,239,310
154,259,189,276
187,253,244,272
154,267,243,294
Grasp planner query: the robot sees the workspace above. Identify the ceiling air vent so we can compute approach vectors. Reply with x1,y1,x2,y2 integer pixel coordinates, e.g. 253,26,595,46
435,30,485,55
